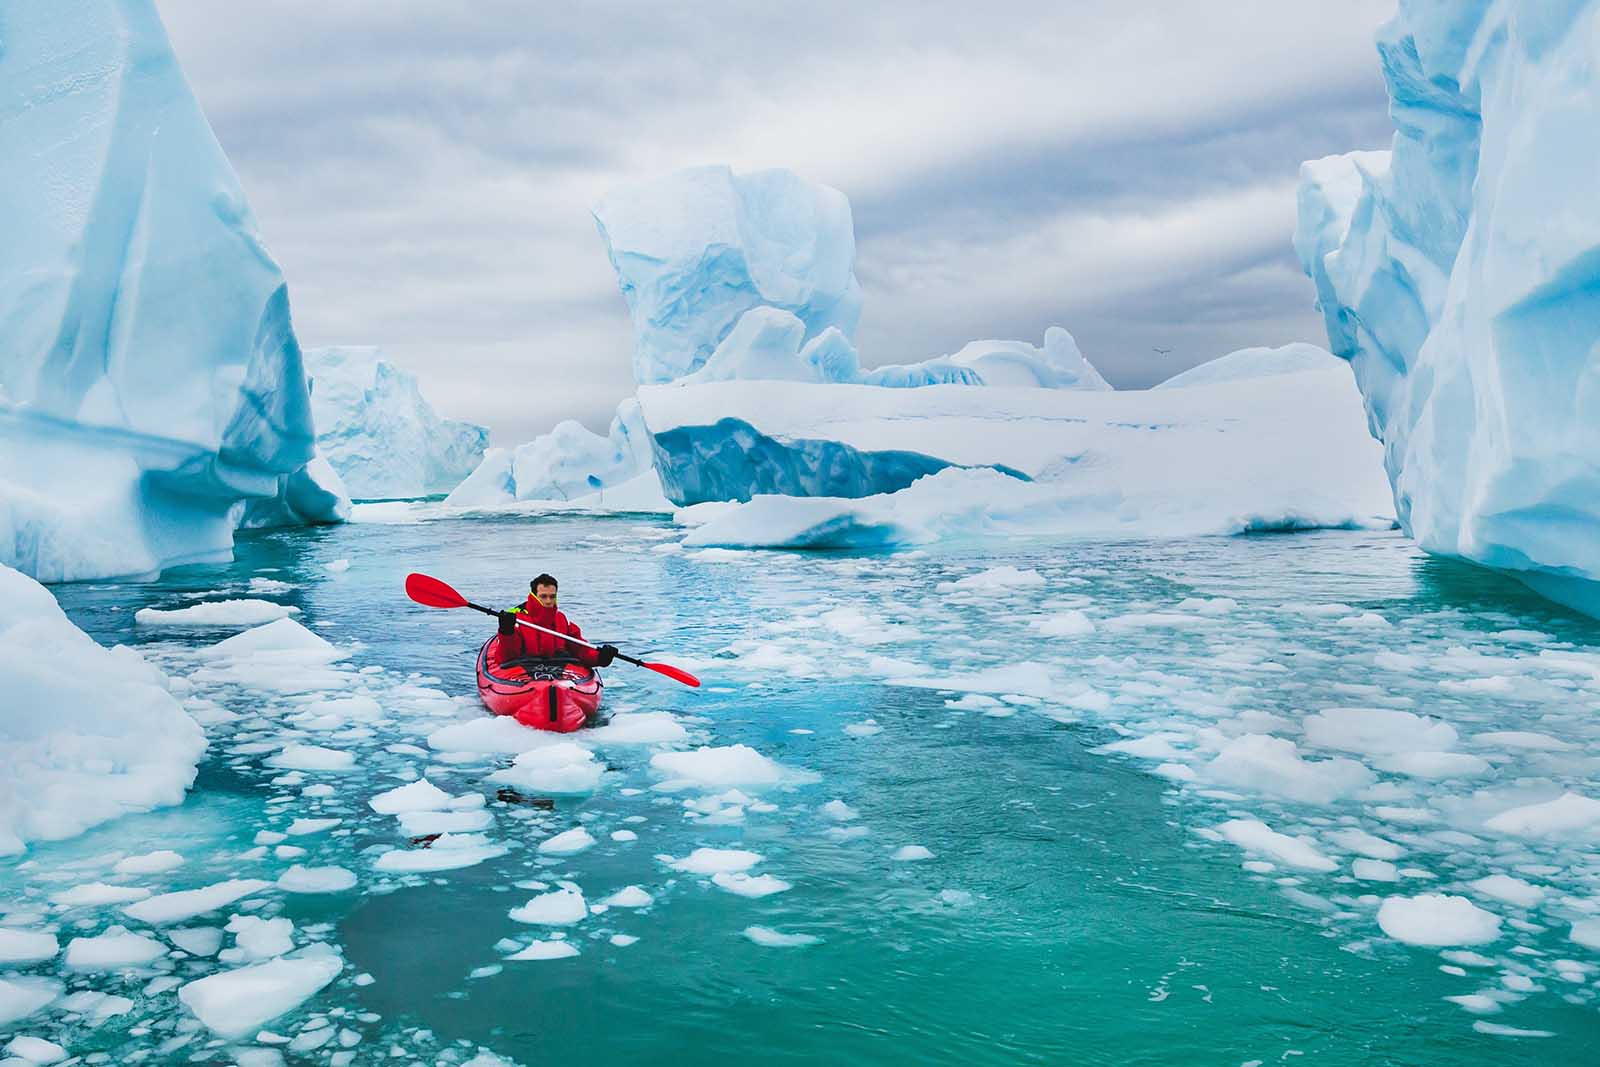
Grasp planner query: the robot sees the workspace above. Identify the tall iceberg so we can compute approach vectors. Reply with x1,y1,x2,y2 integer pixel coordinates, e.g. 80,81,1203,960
0,0,345,582
306,346,489,500
1295,2,1600,611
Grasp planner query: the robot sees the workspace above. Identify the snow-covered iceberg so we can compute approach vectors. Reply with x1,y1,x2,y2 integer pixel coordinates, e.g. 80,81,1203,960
653,364,1394,544
306,346,488,500
0,1,346,582
0,565,205,855
1295,3,1600,612
1154,343,1338,390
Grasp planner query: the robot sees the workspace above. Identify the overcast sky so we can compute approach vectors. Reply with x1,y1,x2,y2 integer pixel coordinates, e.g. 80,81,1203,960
157,0,1397,445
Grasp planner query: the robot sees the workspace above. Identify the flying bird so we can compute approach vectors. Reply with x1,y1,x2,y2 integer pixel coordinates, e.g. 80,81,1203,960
1153,347,1172,356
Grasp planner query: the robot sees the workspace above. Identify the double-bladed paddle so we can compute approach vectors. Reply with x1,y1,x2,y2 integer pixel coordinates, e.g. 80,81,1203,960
404,572,701,688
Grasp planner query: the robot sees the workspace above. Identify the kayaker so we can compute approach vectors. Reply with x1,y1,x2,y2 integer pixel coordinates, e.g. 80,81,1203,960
497,573,617,667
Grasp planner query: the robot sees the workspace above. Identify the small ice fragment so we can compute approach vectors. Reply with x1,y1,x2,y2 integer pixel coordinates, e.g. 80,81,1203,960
508,888,587,925
1483,792,1600,837
267,745,356,773
221,916,294,962
609,934,639,947
711,872,791,897
1214,819,1335,872
3,1035,67,1064
167,928,223,957
64,928,167,970
177,954,343,1038
610,829,638,842
1352,859,1399,882
538,827,597,855
743,926,819,947
372,834,509,873
278,866,357,894
1377,894,1501,946
286,818,341,836
891,845,934,862
135,600,300,627
1469,875,1544,909
369,779,453,814
0,930,59,965
505,940,579,961
844,720,883,737
665,848,762,874
123,880,272,925
600,886,652,909
114,850,185,875
821,800,858,822
649,745,789,788
50,883,151,907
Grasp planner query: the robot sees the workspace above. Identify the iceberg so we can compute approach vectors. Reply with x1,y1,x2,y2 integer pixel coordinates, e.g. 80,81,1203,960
1295,3,1600,612
0,564,205,855
0,0,347,582
306,346,488,500
446,398,661,507
1153,343,1339,390
657,363,1393,542
593,165,862,385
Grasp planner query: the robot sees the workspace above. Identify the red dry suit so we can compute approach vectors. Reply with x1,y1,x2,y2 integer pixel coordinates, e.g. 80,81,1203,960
502,596,600,665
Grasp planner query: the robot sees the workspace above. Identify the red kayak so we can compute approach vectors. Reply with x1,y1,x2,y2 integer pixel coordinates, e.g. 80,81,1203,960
476,636,603,732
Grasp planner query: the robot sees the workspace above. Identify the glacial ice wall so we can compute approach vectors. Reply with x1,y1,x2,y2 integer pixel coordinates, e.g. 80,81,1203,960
0,0,346,581
306,346,488,499
446,398,657,506
1296,2,1600,611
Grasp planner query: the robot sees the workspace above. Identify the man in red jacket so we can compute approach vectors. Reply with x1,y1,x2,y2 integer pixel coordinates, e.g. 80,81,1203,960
498,573,617,667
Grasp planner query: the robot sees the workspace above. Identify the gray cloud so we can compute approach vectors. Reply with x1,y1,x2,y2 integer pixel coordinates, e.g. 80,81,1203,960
155,0,1397,443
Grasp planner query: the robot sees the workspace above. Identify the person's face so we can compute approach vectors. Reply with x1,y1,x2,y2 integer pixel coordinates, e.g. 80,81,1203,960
532,584,558,608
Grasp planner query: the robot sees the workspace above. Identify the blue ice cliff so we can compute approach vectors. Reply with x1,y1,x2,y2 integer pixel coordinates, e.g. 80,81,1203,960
1296,2,1600,612
0,0,347,582
306,347,488,500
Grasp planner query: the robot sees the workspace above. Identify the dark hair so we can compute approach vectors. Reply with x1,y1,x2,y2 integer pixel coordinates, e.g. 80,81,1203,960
531,573,558,591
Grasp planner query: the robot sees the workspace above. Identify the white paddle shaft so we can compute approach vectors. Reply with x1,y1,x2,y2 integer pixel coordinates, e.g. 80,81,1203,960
512,615,598,651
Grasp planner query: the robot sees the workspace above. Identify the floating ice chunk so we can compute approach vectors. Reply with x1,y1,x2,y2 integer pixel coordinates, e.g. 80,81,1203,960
1203,735,1373,805
743,926,820,947
936,567,1046,592
601,886,653,908
428,717,559,754
712,872,791,897
369,779,453,814
505,940,580,961
1326,828,1403,860
64,928,167,970
398,809,493,836
0,977,60,1026
1175,596,1238,616
508,888,587,925
286,818,340,836
611,829,639,842
843,720,883,738
650,745,788,789
490,743,604,795
609,934,640,948
114,850,185,875
222,916,294,963
891,845,934,862
1483,793,1600,838
1570,919,1600,950
1377,894,1502,947
177,952,343,1038
278,866,357,894
0,930,58,964
206,618,339,659
665,848,762,874
1353,859,1400,882
1375,751,1490,779
49,883,151,907
3,1035,66,1064
1471,1022,1554,1039
123,880,272,925
135,600,300,628
538,828,597,856
1470,732,1574,752
373,834,508,873
1214,819,1336,872
1468,875,1543,909
167,928,223,957
821,800,859,822
585,712,689,745
267,745,356,773
1302,707,1458,756
1031,611,1095,637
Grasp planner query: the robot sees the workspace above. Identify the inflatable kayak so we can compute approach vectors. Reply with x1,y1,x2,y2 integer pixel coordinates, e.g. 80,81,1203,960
476,636,603,732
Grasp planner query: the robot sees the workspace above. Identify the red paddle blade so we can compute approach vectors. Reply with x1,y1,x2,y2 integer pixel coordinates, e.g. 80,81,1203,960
405,572,467,609
644,661,700,688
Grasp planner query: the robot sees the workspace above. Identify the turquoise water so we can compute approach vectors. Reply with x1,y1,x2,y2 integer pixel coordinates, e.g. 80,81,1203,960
14,513,1600,1065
